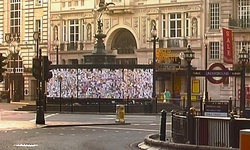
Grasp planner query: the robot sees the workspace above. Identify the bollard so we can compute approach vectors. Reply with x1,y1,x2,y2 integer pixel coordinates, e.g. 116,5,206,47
160,109,167,141
115,105,125,123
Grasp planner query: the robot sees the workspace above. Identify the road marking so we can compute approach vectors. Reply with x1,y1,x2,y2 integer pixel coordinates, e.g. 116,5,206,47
14,144,38,147
29,113,58,122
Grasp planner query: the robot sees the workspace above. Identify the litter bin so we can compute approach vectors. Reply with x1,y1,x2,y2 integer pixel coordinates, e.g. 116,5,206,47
116,105,125,123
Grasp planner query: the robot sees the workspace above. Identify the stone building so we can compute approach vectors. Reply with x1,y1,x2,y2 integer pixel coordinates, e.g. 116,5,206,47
49,0,203,100
3,0,247,102
204,0,250,103
0,0,49,101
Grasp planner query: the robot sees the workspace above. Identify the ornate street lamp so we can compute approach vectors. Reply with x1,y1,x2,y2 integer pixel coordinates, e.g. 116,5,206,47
184,45,195,144
239,47,249,117
151,25,157,113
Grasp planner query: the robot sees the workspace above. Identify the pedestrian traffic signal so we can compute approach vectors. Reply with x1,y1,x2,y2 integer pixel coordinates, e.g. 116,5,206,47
0,53,7,82
42,56,53,82
32,57,41,80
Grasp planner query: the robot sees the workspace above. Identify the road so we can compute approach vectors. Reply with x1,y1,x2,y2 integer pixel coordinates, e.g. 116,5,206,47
0,105,172,150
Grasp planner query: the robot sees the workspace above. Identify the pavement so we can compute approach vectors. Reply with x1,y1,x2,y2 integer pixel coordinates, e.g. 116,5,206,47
0,100,130,131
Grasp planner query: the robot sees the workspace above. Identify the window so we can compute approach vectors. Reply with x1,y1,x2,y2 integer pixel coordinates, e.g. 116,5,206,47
235,41,250,58
68,2,71,7
238,0,250,27
82,20,85,41
162,14,166,37
210,3,220,29
69,20,79,50
209,42,220,59
63,20,67,41
35,20,41,33
169,13,181,37
185,13,189,37
81,0,84,6
10,0,21,34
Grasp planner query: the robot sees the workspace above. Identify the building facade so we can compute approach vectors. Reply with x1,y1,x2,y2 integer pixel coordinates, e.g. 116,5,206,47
0,0,49,101
2,0,248,102
49,0,203,100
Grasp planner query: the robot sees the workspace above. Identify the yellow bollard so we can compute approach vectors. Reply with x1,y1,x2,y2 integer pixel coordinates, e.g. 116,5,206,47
116,105,125,123
240,129,250,150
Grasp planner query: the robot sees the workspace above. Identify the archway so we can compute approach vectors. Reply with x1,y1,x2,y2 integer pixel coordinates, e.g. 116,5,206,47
4,52,24,102
110,28,137,64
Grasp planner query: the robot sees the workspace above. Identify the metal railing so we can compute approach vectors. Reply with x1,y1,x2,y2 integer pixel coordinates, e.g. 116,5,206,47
171,111,250,148
229,18,250,28
166,39,188,48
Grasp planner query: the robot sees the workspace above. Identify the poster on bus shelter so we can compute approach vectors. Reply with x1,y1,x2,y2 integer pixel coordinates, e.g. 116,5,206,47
47,68,153,99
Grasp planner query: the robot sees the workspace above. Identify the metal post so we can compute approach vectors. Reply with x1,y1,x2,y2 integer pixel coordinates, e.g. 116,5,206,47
152,35,157,113
205,44,208,101
187,63,192,112
240,64,246,117
13,47,16,102
59,80,62,112
187,61,193,144
56,45,59,65
200,96,203,116
36,47,45,124
160,109,166,141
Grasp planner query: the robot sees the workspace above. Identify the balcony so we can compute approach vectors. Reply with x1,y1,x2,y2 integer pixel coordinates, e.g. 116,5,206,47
229,18,250,28
166,39,188,48
59,42,84,51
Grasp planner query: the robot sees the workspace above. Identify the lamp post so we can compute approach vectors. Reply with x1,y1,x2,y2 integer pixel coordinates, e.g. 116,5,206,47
33,31,45,124
54,39,59,65
239,47,249,118
58,76,62,112
151,25,157,113
184,45,195,144
4,33,20,102
204,44,208,101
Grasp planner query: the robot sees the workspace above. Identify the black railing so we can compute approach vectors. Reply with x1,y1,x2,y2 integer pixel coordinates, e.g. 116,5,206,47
67,42,78,51
229,18,250,28
46,97,153,113
171,111,250,148
166,39,188,48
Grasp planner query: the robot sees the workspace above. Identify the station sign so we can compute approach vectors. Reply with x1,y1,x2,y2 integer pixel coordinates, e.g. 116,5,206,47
191,70,241,77
204,101,229,117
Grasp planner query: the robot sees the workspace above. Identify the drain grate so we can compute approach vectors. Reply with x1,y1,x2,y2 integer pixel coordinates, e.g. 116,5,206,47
14,144,38,147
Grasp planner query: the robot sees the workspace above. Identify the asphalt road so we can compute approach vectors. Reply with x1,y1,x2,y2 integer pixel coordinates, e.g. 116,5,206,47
0,104,172,150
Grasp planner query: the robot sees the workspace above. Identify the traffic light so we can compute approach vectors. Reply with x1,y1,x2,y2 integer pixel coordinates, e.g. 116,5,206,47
42,56,53,81
32,57,41,80
0,53,7,82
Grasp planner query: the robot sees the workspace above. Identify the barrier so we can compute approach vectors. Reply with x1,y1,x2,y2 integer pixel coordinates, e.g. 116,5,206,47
240,129,250,150
115,105,125,123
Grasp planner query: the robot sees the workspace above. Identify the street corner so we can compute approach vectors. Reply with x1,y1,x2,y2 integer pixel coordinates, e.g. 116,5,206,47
0,121,41,131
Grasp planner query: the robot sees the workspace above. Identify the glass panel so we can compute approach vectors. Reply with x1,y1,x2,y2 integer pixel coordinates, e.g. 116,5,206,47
177,13,181,18
170,21,175,28
170,14,175,19
170,30,175,37
177,20,181,28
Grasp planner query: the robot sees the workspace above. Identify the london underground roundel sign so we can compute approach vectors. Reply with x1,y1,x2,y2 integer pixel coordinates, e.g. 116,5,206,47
207,63,227,84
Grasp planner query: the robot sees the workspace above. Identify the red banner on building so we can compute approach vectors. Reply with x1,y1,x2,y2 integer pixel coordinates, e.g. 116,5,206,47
222,28,233,64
